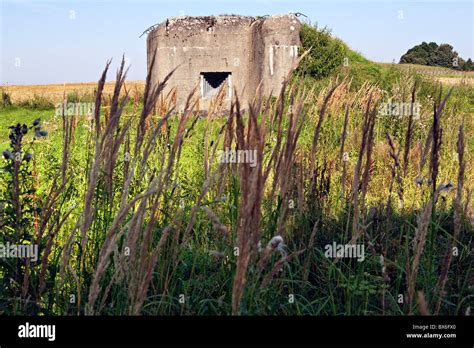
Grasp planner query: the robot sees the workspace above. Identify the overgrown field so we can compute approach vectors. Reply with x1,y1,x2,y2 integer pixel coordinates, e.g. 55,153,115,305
0,58,473,315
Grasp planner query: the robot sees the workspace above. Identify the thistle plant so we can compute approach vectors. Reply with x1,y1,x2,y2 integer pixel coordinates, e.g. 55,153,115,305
0,119,47,312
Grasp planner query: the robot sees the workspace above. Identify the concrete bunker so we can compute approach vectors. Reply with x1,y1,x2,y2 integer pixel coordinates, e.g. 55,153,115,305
146,14,302,111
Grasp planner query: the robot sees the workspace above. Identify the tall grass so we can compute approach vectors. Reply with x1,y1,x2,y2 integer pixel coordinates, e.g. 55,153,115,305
0,57,471,316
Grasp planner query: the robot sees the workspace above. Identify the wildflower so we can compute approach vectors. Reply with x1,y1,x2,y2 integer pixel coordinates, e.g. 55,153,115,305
33,119,40,126
398,199,404,209
209,250,225,261
367,207,377,221
266,235,286,257
439,182,454,199
268,235,284,249
24,153,32,162
2,150,13,160
34,128,48,137
379,254,386,274
343,152,349,162
439,182,454,192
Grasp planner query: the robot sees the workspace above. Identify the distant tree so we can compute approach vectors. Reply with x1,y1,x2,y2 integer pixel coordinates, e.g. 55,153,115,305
400,42,438,65
400,42,473,70
431,44,458,67
462,58,474,71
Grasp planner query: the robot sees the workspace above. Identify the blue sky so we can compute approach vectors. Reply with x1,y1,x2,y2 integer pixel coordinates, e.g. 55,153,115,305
1,0,473,85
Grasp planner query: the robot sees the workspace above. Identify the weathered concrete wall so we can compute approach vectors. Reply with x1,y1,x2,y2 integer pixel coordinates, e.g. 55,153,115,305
260,15,302,96
147,14,301,111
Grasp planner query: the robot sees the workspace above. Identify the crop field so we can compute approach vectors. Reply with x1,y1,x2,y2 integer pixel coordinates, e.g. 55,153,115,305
1,81,146,104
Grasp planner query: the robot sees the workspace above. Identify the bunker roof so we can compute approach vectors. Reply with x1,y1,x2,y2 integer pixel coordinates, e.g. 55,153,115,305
147,14,299,34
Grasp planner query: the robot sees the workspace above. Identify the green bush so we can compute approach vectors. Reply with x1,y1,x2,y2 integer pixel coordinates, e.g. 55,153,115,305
298,23,348,79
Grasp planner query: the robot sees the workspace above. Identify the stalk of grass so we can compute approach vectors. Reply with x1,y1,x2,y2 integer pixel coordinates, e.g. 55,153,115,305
402,82,417,176
408,186,441,313
231,89,269,315
340,105,349,198
78,54,177,313
435,122,465,314
274,86,307,237
417,291,430,315
350,95,375,239
429,87,452,193
360,105,376,210
386,133,404,209
309,79,342,188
